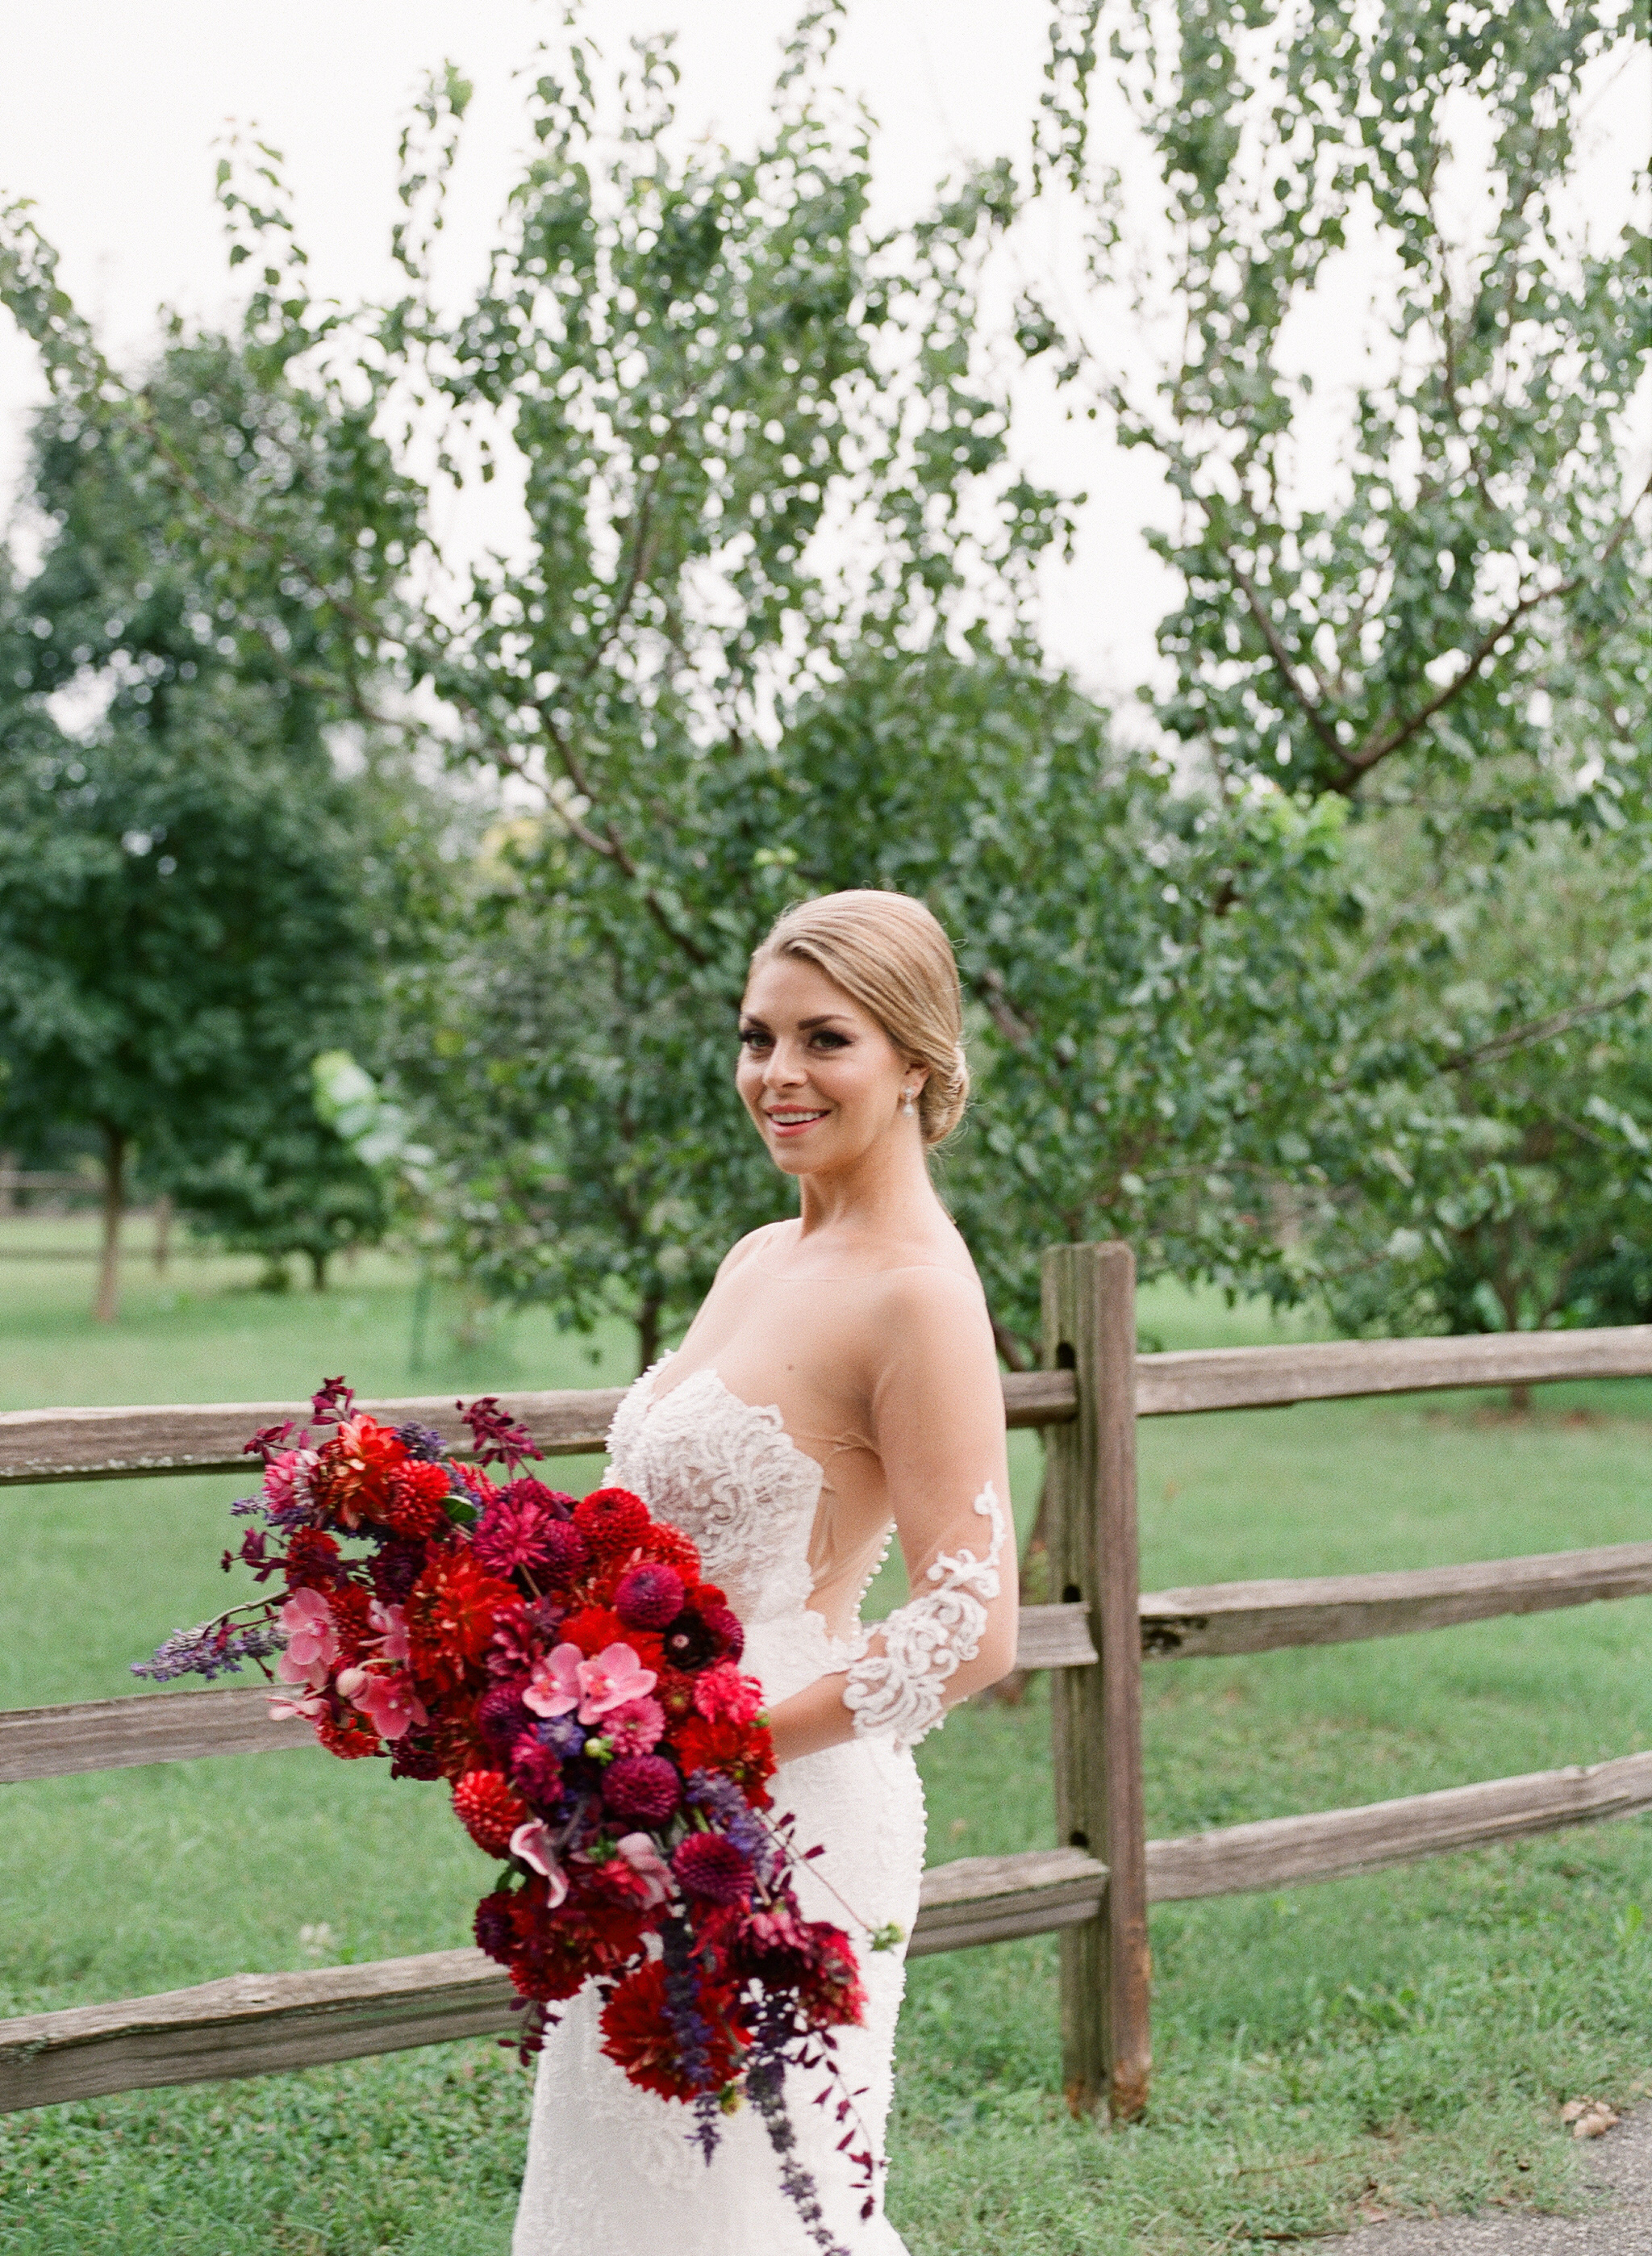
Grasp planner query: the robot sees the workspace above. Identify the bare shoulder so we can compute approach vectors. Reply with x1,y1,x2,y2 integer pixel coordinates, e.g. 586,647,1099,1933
868,1253,995,1347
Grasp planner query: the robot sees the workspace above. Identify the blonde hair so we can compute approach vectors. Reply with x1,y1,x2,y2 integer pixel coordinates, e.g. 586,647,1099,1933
750,890,970,1147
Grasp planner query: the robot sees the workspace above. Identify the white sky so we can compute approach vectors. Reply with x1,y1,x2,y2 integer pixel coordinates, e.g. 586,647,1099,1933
2,2,1646,708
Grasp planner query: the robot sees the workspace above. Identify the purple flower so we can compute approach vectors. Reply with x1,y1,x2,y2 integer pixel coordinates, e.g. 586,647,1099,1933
603,1754,681,1824
131,1616,284,1684
394,1420,448,1462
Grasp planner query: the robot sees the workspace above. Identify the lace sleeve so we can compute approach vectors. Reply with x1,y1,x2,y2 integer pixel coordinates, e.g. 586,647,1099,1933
838,1269,1017,1753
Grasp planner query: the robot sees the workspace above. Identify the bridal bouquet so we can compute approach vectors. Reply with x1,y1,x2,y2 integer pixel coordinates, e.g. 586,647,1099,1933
136,1378,882,2243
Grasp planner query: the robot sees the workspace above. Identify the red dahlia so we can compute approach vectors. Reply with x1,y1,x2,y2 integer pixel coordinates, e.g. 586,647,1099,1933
406,1545,520,1690
613,1563,685,1629
311,1415,405,1530
453,1768,528,1857
574,1487,651,1558
599,1960,746,2101
381,1460,454,1539
282,1527,343,1590
315,1707,381,1760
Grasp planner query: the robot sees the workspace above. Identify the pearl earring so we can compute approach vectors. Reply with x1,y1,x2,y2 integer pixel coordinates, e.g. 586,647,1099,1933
901,1089,916,1118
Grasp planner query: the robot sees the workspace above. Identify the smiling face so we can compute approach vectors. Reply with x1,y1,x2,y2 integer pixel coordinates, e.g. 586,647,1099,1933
736,951,924,1180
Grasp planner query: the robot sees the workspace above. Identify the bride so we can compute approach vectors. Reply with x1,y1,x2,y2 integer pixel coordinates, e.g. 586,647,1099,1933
512,889,1019,2253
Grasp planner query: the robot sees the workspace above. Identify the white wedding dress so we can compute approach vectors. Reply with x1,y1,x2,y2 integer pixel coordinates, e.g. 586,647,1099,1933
511,1345,1011,2255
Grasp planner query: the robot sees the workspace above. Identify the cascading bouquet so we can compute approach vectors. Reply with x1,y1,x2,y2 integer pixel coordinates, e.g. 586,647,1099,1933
136,1378,890,2248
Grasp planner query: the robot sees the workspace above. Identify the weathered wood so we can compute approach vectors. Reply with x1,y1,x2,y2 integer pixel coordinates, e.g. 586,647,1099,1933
1140,1541,1652,1661
908,1846,1109,1956
1134,1325,1652,1417
1146,1748,1652,1902
0,1847,1108,2110
2,1604,1098,1785
0,1686,314,1783
10,1743,1651,2111
0,1369,1076,1489
0,1949,517,2112
1043,1243,1150,2123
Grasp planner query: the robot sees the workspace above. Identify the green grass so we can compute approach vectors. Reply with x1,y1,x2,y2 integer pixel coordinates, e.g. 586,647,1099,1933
2,1224,1650,2252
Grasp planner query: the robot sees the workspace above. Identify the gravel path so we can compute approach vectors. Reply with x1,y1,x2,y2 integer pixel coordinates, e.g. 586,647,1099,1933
1320,2108,1652,2254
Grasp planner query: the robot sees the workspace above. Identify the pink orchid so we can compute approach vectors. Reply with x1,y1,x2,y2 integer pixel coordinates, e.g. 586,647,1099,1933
368,1600,411,1663
267,1689,327,1728
276,1589,338,1689
524,1640,657,1726
604,1694,666,1755
615,1832,673,1908
347,1668,428,1740
509,1819,569,1907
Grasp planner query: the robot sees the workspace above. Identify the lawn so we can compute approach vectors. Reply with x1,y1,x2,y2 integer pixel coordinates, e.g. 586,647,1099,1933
2,1219,1650,2253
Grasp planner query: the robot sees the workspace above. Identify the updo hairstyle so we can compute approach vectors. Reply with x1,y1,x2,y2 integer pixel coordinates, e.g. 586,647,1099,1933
749,890,970,1148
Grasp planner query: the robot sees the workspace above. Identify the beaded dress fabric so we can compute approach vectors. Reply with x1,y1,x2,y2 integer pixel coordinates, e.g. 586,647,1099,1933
511,1339,1010,2255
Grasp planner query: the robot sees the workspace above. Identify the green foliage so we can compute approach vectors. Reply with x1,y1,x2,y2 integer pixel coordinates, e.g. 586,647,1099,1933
1039,0,1650,813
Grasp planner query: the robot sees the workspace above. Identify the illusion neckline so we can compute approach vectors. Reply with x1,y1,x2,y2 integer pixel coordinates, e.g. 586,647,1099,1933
639,1356,820,1486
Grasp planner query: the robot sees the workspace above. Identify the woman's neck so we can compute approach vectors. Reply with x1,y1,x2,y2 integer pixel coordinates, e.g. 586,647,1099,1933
791,1130,948,1250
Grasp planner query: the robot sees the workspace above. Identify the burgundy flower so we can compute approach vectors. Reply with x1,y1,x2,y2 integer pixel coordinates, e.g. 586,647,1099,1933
473,1484,570,1579
614,1563,685,1631
537,1522,590,1586
510,1733,565,1807
603,1754,680,1824
699,1604,744,1661
661,1611,720,1671
473,1890,517,1961
476,1681,534,1753
672,1832,753,1908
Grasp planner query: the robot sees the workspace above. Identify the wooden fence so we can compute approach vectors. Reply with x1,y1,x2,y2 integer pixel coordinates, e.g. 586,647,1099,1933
3,1241,1651,2121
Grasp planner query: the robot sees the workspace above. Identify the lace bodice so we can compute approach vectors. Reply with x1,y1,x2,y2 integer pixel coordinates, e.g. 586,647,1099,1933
603,1352,1012,1753
604,1356,820,1625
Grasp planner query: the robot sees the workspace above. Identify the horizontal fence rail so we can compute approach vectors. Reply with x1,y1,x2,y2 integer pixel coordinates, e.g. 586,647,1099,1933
0,1605,1099,1784
12,1538,1652,1784
1138,1540,1652,1660
6,1324,1650,1487
9,1745,1650,2114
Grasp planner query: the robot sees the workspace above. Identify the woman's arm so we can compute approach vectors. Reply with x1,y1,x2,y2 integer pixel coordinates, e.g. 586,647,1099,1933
767,1268,1016,1765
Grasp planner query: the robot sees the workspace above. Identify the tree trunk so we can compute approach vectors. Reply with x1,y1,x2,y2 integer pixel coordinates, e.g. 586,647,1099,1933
152,1192,173,1276
636,1294,664,1376
0,1151,15,1216
95,1126,125,1323
310,1249,330,1292
1507,1381,1533,1414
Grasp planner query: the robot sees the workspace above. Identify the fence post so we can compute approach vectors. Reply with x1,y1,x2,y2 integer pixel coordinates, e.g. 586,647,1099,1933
1041,1240,1150,2120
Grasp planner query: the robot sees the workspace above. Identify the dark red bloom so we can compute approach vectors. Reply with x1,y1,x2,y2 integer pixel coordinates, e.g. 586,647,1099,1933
699,1605,744,1661
282,1527,343,1591
407,1544,521,1691
674,1714,776,1803
660,1610,720,1671
599,1961,746,2102
476,1681,534,1753
381,1460,454,1539
509,1733,564,1807
614,1563,685,1630
473,1890,518,1963
732,1907,867,2028
603,1754,680,1824
574,1487,651,1559
369,1540,424,1606
536,1521,590,1586
673,1833,753,1908
453,1769,528,1857
473,1481,571,1580
390,1736,443,1781
459,1396,543,1468
327,1582,378,1663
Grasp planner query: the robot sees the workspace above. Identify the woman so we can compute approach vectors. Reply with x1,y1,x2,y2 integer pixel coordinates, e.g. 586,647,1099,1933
513,889,1018,2253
